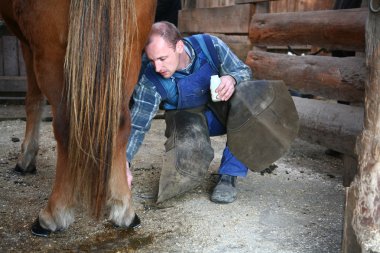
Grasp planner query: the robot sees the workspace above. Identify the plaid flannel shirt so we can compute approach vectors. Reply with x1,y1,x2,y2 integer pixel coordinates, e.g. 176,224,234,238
127,35,253,161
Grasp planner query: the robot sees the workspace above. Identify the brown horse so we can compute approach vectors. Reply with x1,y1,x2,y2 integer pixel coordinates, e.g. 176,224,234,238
0,0,156,236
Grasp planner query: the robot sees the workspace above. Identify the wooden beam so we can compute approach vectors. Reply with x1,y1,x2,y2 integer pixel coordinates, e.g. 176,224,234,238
344,6,380,253
293,97,363,156
245,49,366,102
179,4,254,34
249,8,367,51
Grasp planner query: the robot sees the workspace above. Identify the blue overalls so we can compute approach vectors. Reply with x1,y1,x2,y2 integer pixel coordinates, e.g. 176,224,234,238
145,34,248,177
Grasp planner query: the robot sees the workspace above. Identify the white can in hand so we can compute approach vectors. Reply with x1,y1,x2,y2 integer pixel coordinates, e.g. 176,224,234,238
210,75,221,102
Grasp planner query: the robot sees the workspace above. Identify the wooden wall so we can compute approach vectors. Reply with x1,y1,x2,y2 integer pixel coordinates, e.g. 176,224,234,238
270,0,335,12
0,19,27,102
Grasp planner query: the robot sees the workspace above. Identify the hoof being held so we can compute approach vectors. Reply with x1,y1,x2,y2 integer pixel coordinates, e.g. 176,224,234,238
31,218,51,237
14,164,36,175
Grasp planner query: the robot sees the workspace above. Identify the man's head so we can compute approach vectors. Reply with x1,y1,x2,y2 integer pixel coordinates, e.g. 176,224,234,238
145,21,185,78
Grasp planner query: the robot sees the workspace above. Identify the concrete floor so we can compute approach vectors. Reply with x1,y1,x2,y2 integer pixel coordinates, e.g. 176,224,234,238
0,118,345,252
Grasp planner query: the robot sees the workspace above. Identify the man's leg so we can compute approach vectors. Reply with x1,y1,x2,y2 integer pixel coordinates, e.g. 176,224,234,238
157,109,214,203
211,146,248,203
204,110,249,204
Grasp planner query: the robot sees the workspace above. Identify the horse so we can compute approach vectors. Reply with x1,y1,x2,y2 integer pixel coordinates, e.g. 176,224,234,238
0,0,156,236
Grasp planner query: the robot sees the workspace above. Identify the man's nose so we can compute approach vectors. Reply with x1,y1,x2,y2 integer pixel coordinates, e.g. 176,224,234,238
154,61,162,72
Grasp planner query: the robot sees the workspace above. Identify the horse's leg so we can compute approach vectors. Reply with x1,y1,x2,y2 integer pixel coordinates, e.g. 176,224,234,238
36,142,74,235
28,51,75,236
107,0,156,228
14,42,45,174
108,111,139,228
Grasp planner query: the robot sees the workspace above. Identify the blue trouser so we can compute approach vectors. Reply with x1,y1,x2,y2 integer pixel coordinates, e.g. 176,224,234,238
204,110,248,177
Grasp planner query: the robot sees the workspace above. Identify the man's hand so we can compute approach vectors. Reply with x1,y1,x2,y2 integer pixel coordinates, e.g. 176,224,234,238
215,75,236,101
126,161,133,189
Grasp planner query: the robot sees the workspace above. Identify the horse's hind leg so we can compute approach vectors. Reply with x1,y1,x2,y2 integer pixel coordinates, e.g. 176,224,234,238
108,116,139,228
27,49,75,236
14,42,45,174
36,149,74,235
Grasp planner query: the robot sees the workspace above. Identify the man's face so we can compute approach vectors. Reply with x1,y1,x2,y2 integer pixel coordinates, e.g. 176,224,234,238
145,35,183,79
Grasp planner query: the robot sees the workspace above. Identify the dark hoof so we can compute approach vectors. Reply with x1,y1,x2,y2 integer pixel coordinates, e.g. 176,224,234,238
129,214,141,229
14,164,36,175
31,218,51,237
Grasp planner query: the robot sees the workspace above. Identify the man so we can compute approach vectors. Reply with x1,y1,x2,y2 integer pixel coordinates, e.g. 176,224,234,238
127,21,253,204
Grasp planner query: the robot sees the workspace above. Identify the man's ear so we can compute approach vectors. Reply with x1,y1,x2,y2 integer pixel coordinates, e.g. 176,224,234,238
175,40,184,53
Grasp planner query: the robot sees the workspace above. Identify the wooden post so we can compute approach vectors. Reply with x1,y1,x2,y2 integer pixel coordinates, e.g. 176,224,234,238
343,3,380,253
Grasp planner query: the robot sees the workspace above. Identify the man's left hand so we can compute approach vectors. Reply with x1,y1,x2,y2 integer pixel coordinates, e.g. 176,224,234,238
215,75,236,101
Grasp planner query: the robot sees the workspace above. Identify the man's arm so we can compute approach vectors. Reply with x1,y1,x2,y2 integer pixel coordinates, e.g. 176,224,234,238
210,35,253,101
127,75,161,161
212,35,253,83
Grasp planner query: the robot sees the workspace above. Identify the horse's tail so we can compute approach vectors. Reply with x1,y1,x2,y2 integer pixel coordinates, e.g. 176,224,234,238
64,1,137,217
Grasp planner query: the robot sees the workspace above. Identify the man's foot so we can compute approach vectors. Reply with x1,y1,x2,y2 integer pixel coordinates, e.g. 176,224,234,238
211,174,237,204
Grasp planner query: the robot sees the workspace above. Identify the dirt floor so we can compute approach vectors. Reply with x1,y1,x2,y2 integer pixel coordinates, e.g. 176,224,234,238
0,117,345,253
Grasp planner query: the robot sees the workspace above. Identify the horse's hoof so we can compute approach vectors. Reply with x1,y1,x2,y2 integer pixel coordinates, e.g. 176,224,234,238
14,164,36,175
31,218,51,237
129,214,141,229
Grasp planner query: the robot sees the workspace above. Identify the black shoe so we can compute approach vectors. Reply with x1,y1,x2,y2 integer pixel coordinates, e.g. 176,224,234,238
211,174,237,204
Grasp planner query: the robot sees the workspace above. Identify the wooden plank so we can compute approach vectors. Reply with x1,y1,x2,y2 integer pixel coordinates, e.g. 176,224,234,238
270,0,334,13
249,8,367,52
210,33,252,60
293,96,363,156
246,49,366,102
236,0,275,3
2,36,19,76
0,37,3,76
0,76,27,92
0,104,52,121
179,4,254,34
17,41,26,76
196,0,236,8
181,0,196,9
254,1,269,13
0,20,12,36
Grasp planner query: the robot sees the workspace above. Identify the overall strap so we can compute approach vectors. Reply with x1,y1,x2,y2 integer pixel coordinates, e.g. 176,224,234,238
186,34,220,72
145,66,169,100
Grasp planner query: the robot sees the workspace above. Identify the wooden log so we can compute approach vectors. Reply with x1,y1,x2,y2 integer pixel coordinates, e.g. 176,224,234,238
245,49,366,102
179,4,254,34
249,8,367,51
343,5,380,253
293,97,363,156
